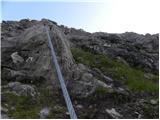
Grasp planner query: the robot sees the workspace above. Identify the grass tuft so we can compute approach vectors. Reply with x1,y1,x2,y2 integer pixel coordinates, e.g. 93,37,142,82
2,92,39,118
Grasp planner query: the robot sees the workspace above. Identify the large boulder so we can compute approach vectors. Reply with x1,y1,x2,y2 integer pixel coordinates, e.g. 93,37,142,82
2,82,37,97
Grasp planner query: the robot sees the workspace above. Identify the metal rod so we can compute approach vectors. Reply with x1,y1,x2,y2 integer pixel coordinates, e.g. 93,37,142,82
45,27,77,119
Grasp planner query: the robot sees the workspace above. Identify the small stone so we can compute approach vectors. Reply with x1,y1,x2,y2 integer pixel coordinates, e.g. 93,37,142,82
11,106,15,111
116,87,129,95
4,104,8,107
66,112,70,115
103,43,111,47
76,104,83,109
118,87,124,91
26,57,33,62
96,80,110,88
11,52,24,64
89,105,93,109
138,114,142,119
78,63,86,71
116,56,129,66
40,107,50,119
1,106,8,113
135,112,142,119
106,108,122,119
103,75,113,82
82,73,93,81
139,99,146,103
150,99,158,105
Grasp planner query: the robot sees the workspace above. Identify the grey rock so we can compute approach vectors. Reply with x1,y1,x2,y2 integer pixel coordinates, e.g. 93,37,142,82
1,106,8,113
10,69,26,78
103,43,111,47
92,68,113,82
78,63,86,71
65,112,70,115
106,108,122,119
95,79,114,93
115,87,129,96
26,57,33,63
2,22,75,88
1,19,159,119
69,31,159,73
76,104,83,109
11,52,24,63
150,99,158,105
116,56,129,66
103,75,113,82
135,112,142,119
39,107,50,119
144,73,155,79
81,73,93,81
73,69,115,97
5,82,36,97
96,79,112,88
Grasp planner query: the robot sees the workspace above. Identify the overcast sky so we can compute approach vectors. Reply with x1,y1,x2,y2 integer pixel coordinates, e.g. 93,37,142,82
1,0,160,34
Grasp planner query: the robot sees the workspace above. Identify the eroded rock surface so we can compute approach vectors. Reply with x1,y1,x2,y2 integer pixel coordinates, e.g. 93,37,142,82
1,19,159,119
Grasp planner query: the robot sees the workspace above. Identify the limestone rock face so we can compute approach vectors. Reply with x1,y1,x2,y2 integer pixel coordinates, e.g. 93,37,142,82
1,19,159,119
68,32,159,73
2,22,76,88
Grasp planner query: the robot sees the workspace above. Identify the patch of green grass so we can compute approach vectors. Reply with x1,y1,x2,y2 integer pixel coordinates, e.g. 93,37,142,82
95,87,108,97
2,92,39,119
2,87,67,119
37,87,67,119
11,108,39,119
71,48,159,94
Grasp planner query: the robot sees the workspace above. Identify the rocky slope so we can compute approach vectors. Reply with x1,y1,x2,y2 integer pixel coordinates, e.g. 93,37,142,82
1,19,159,119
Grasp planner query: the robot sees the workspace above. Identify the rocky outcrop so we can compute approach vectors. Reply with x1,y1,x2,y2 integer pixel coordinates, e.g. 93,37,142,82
1,19,114,97
1,19,159,119
68,32,159,74
2,82,37,97
2,20,76,88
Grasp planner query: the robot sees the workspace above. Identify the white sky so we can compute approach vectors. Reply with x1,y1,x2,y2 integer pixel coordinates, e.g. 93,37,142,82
1,0,160,34
92,0,160,34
